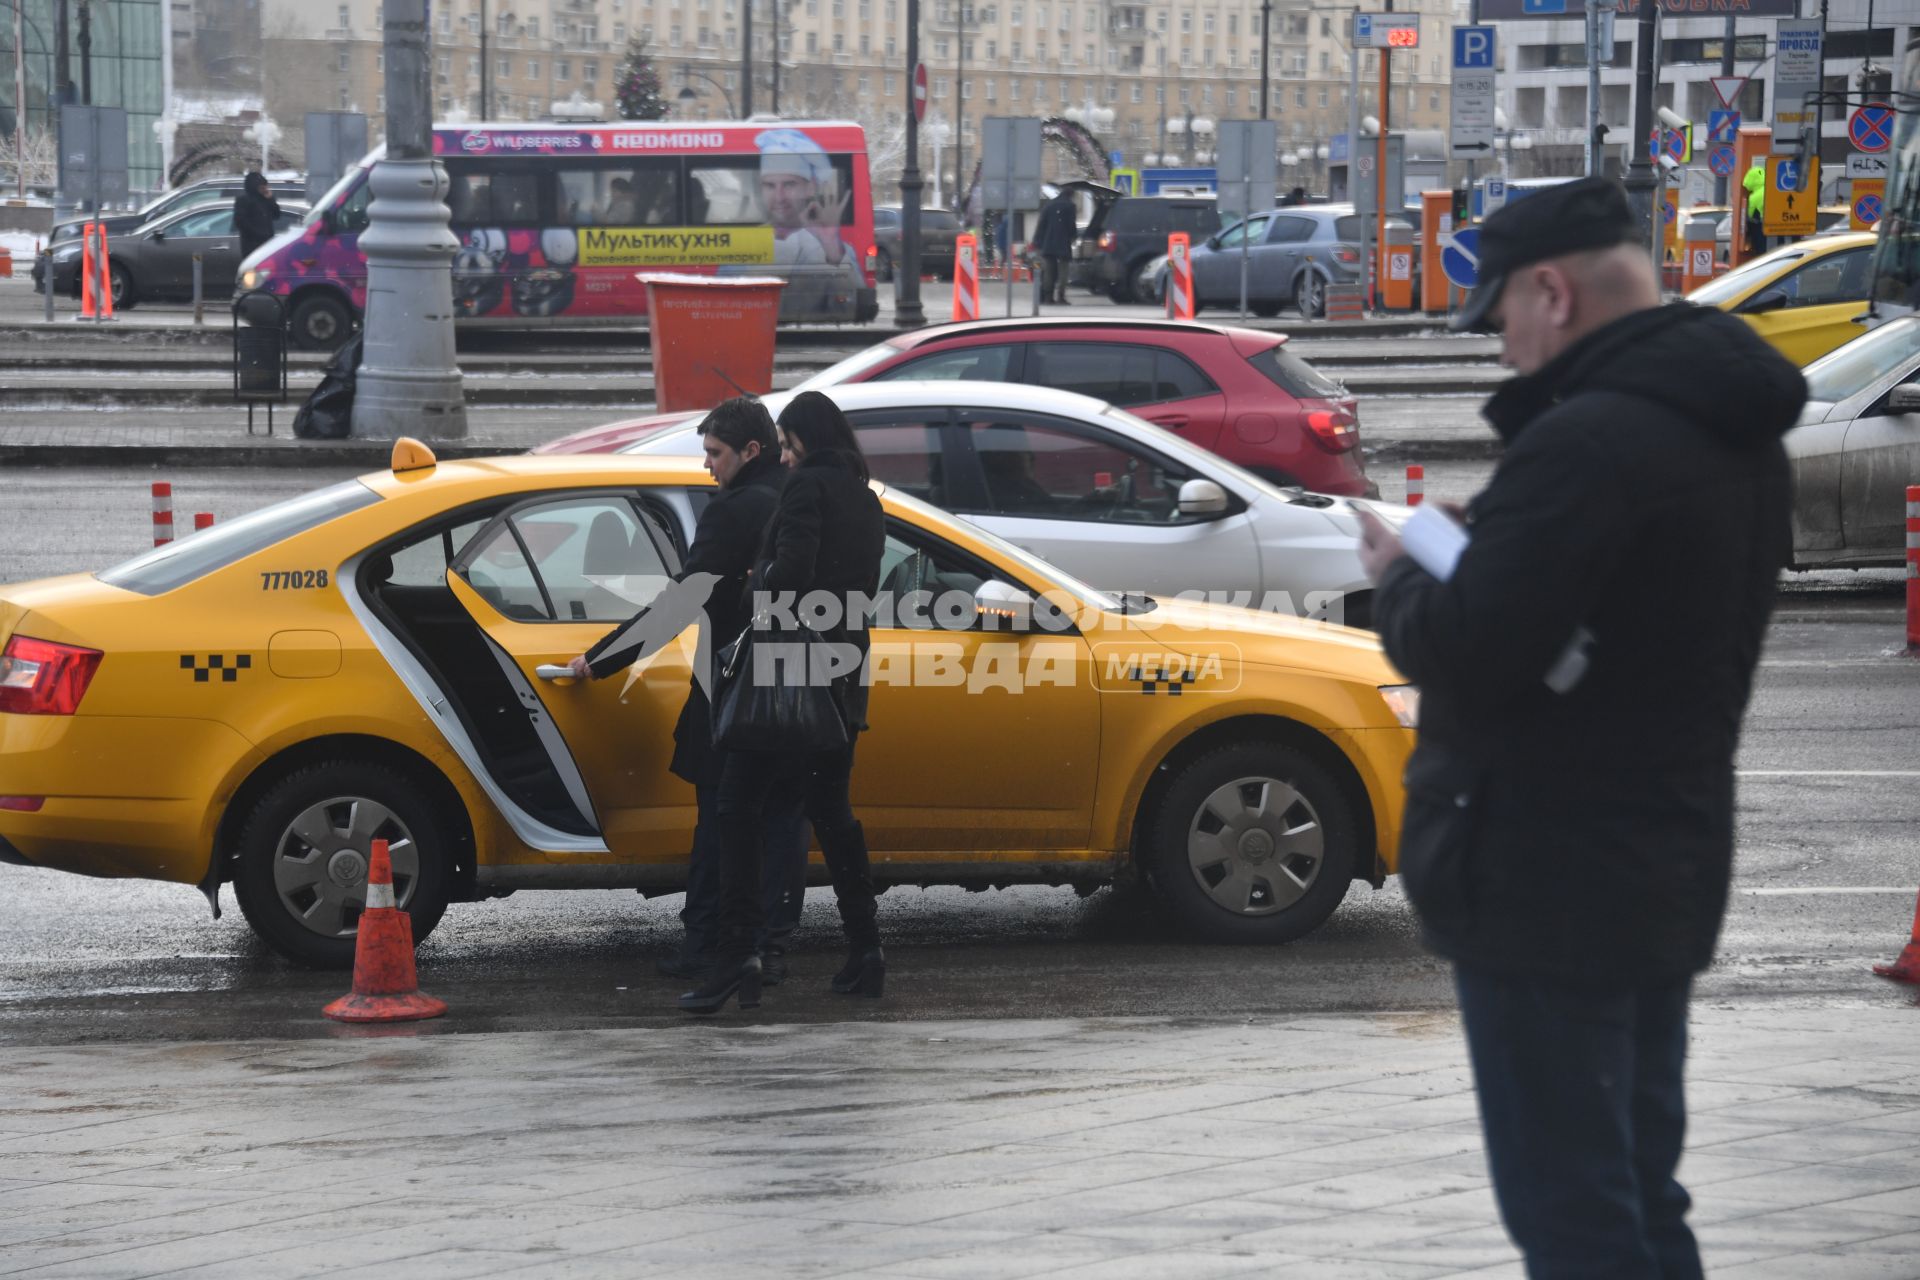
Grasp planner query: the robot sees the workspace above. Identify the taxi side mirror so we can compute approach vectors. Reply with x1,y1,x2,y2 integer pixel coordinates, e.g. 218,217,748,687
150,229,165,242
974,579,1038,632
1744,289,1789,314
1886,383,1920,414
1177,478,1230,517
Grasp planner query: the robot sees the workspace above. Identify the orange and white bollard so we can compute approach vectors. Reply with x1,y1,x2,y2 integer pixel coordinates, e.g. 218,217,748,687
323,838,448,1023
952,234,980,323
194,512,214,533
1166,232,1195,321
151,482,174,547
80,224,100,321
1873,886,1920,984
1907,484,1918,649
1405,465,1425,507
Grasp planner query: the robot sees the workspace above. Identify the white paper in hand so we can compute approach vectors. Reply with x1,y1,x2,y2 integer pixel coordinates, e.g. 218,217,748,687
1402,505,1470,582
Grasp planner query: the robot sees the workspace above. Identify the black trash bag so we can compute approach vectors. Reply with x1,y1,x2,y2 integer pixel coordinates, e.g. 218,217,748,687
293,334,364,440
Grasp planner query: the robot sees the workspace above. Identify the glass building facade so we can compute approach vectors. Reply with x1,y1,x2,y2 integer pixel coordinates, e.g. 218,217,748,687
3,0,167,196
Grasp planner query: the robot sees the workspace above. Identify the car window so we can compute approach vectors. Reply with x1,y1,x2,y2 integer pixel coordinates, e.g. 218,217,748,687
384,517,491,588
175,208,235,237
1332,215,1407,241
848,413,948,505
1246,344,1345,399
1216,214,1272,249
923,210,960,231
1803,316,1920,403
96,481,382,597
1169,205,1219,235
960,415,1203,525
1776,248,1872,308
874,208,899,227
461,496,672,623
334,179,373,234
1155,351,1219,401
1112,202,1161,233
1269,215,1316,244
1025,342,1156,404
876,343,1017,382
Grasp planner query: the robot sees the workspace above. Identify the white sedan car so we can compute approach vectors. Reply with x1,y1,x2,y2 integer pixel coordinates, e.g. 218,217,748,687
1789,314,1920,569
625,382,1404,626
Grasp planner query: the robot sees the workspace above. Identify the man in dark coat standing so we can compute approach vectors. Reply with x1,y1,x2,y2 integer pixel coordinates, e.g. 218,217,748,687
233,172,282,260
570,398,808,981
1355,178,1804,1277
1034,190,1077,305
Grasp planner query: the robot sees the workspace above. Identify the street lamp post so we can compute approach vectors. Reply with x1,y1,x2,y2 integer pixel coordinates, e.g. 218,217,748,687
741,0,754,118
896,0,926,328
1260,0,1272,120
678,67,739,117
350,0,467,441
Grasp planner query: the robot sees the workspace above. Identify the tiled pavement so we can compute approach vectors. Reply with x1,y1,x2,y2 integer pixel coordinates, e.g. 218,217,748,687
3,1007,1919,1278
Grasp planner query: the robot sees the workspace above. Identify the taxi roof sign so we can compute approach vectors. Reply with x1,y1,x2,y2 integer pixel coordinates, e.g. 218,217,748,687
391,438,439,474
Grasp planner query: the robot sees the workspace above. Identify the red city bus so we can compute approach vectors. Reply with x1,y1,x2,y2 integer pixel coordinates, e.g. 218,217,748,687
239,120,878,349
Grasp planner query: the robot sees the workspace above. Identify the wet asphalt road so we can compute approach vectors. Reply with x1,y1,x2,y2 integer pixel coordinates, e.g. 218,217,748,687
1,466,1917,1045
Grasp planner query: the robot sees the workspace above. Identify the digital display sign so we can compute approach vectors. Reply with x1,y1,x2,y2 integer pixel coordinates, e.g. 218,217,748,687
1387,26,1420,47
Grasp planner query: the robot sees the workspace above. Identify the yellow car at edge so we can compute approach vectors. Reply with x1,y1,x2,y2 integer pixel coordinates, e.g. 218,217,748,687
1688,231,1877,367
0,444,1414,967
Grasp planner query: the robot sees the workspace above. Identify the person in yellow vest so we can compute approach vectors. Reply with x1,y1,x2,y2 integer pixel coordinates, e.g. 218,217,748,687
1743,159,1766,256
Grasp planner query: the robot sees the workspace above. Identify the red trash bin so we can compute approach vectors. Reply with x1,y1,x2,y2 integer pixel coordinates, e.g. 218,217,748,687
639,273,788,415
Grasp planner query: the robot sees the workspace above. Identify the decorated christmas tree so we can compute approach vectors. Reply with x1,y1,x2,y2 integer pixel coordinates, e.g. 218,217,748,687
614,37,671,121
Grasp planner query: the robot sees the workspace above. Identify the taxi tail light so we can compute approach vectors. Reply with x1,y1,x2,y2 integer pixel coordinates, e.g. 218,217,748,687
0,796,43,812
0,635,104,716
1303,402,1359,453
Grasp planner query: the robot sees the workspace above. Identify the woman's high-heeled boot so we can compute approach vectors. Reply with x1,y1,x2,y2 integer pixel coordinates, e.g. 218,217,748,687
819,819,885,997
677,952,762,1014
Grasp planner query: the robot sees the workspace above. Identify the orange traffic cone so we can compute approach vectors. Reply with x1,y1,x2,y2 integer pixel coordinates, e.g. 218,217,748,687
323,839,447,1023
1872,888,1920,985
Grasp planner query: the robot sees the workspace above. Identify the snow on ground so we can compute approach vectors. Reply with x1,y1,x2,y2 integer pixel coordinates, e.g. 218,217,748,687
0,230,47,261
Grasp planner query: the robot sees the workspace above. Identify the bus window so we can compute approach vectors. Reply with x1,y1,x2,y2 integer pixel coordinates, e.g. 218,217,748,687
688,155,858,227
492,171,542,224
447,172,492,224
336,180,373,234
554,163,682,226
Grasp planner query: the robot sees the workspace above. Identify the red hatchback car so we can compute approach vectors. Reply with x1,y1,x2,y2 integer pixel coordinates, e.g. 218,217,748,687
535,318,1375,497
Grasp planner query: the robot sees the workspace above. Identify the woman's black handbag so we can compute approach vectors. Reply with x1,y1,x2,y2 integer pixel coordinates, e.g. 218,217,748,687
711,622,850,754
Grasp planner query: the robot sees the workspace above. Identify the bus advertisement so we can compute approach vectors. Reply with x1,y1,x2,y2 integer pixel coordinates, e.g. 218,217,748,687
240,120,878,349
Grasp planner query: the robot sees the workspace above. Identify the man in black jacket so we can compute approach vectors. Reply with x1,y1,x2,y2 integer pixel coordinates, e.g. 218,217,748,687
1356,179,1803,1277
1034,191,1078,305
571,398,808,981
233,172,282,260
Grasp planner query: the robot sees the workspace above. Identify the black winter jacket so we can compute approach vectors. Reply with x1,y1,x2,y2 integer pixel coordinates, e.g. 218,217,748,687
1035,195,1077,258
586,450,785,784
234,179,282,258
757,448,886,731
1375,302,1803,984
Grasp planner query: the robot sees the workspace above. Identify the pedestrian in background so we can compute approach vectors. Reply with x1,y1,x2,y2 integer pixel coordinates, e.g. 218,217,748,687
1355,178,1803,1277
1035,189,1077,305
679,391,888,1015
1743,158,1766,257
568,398,809,985
234,172,281,260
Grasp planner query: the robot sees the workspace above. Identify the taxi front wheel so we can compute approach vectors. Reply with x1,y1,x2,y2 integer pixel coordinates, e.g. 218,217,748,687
1144,742,1358,944
233,760,453,969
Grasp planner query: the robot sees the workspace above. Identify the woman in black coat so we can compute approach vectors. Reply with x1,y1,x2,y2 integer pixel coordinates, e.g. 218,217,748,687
679,391,888,1014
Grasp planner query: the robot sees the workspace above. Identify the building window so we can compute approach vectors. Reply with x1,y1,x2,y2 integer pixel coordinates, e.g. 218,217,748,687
378,52,385,71
1294,87,1305,107
378,92,386,111
1203,46,1212,66
1202,85,1212,105
336,4,349,30
615,22,626,42
860,34,870,53
1318,88,1329,107
670,24,682,44
935,77,950,95
1321,16,1331,35
526,17,539,37
557,58,572,79
1180,13,1190,32
806,32,818,51
936,39,949,57
337,50,350,72
528,59,540,78
962,81,972,98
339,86,352,109
1203,13,1213,33
1009,78,1020,100
584,61,600,83
1225,87,1235,108
1319,51,1329,71
438,53,451,75
833,0,843,14
886,37,896,55
498,57,512,77
987,39,997,58
1228,14,1238,36
859,74,871,95
833,33,843,51
1059,5,1070,30
986,79,996,100
1179,85,1190,105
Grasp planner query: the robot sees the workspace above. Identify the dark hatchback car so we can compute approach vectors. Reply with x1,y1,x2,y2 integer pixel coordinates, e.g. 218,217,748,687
41,200,306,308
1076,194,1223,304
870,206,959,280
41,177,265,250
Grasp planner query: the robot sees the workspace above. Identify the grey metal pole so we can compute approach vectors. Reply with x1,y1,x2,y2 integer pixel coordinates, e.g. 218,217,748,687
1347,9,1359,203
1260,0,1271,121
1715,11,1735,204
742,0,754,118
480,0,489,119
41,249,52,322
76,0,87,105
13,0,24,197
350,0,466,440
1585,0,1603,177
1003,154,1013,317
1239,171,1250,320
897,0,925,328
1465,0,1479,215
192,252,203,324
956,4,966,218
1624,0,1659,254
1812,0,1829,200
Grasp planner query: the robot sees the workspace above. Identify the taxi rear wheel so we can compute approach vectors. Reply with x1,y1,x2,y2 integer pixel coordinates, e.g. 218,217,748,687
233,760,452,969
1144,742,1358,944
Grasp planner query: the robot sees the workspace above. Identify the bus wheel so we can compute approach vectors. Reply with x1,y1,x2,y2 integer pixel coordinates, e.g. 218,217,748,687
291,294,353,351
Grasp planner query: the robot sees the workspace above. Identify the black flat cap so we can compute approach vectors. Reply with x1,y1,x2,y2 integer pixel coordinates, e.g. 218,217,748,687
1453,177,1638,333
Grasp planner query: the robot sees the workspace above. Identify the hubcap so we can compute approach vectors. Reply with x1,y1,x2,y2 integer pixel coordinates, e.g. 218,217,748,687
1186,775,1324,916
272,796,417,939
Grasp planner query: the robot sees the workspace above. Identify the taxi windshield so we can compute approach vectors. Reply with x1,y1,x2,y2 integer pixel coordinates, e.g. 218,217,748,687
1687,244,1813,306
97,481,382,596
1803,316,1920,404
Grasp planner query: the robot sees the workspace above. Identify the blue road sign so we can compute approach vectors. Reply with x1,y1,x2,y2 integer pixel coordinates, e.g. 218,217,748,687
1708,111,1740,145
1776,159,1802,192
1453,26,1496,70
1850,104,1895,153
1353,13,1371,41
1856,192,1883,224
1708,144,1736,177
1521,0,1568,11
1441,228,1481,290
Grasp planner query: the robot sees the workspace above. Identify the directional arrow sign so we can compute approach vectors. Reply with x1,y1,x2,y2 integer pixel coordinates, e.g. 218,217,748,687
1440,228,1481,290
1450,26,1497,158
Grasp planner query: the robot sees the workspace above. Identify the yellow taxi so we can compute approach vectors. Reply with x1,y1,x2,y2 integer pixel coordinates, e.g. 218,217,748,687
0,444,1415,967
1687,231,1877,366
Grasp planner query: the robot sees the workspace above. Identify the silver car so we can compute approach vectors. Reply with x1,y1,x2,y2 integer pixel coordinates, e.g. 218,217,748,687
1790,314,1920,568
1151,205,1412,319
